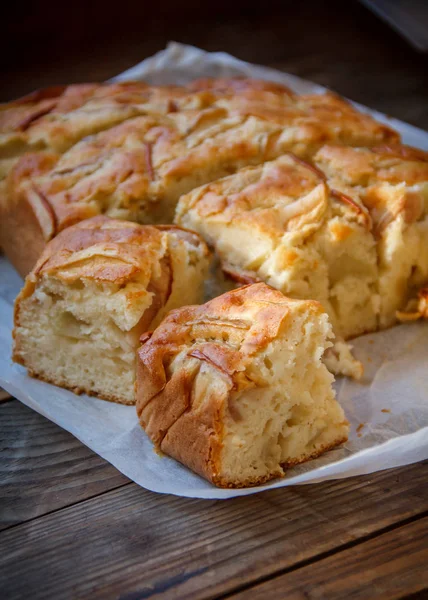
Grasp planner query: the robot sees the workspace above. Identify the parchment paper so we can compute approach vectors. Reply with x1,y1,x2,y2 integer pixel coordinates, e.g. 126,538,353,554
1,43,427,499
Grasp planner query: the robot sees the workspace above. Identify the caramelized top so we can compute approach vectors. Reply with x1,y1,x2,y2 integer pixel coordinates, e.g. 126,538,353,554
138,282,324,399
315,144,428,233
28,215,207,285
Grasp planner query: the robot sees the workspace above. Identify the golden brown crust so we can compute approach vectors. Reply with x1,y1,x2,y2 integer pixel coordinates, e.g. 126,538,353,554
176,154,371,249
315,144,428,234
23,84,217,154
0,184,50,278
139,282,321,382
4,80,397,159
187,78,297,115
0,85,95,132
1,108,282,275
0,152,60,276
0,78,399,158
372,144,428,165
136,283,324,486
316,143,428,186
187,77,295,95
210,434,349,488
26,215,207,285
0,82,180,134
213,90,399,149
0,114,174,273
140,358,227,483
0,81,217,188
296,94,399,146
0,81,213,150
0,79,399,169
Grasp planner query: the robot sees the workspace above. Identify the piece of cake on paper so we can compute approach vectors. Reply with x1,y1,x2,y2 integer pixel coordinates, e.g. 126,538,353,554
13,216,210,405
136,283,349,488
315,144,428,328
175,154,378,343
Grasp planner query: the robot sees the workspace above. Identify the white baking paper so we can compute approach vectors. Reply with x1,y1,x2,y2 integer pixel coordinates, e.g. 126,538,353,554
1,43,427,499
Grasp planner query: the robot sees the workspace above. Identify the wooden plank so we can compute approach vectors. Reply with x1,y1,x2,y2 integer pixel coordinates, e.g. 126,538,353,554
230,516,428,600
0,461,427,600
0,401,129,530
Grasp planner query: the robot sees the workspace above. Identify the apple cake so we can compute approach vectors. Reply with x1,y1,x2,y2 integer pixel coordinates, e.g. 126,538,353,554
13,216,210,404
136,282,349,487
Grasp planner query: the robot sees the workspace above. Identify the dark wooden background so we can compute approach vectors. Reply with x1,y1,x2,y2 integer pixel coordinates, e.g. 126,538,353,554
1,2,428,598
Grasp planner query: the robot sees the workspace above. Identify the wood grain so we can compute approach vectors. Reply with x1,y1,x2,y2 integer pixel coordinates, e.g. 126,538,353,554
230,516,428,600
0,401,129,531
0,460,427,600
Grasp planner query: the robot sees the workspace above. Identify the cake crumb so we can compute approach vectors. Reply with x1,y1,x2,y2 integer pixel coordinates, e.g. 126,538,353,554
356,423,365,433
381,408,391,413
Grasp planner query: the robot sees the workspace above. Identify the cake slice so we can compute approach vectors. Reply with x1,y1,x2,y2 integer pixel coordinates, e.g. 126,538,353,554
136,283,349,488
0,84,98,180
316,144,428,328
13,216,210,404
175,153,378,343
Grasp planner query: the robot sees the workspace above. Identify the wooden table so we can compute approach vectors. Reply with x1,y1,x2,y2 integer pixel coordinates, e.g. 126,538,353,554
1,2,428,598
1,400,427,599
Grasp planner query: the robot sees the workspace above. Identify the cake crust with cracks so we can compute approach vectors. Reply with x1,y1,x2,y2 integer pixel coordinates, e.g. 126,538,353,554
13,216,210,404
137,283,349,488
